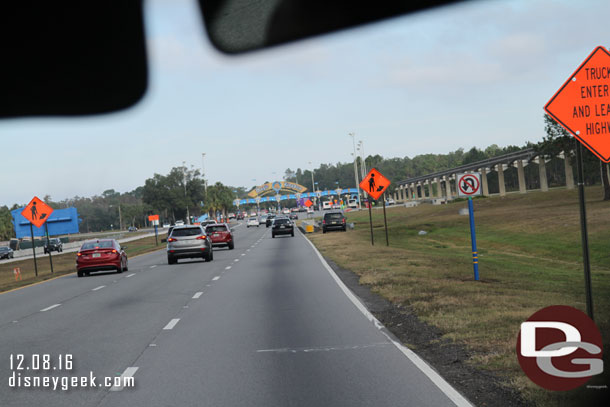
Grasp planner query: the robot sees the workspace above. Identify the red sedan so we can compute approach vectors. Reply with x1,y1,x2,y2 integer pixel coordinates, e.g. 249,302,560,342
76,239,128,277
205,223,234,250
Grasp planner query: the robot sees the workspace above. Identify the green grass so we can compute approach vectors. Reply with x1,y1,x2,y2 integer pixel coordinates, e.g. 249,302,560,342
308,186,610,406
0,234,165,293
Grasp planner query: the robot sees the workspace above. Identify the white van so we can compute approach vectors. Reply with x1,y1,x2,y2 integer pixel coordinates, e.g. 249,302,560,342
322,201,332,210
348,199,358,208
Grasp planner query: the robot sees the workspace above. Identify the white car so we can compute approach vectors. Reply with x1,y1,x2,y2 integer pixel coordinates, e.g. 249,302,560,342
282,208,290,215
175,220,185,226
386,198,396,205
163,223,170,228
247,217,260,227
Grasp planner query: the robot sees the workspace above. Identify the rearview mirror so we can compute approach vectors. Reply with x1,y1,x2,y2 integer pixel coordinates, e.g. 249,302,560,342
198,0,465,53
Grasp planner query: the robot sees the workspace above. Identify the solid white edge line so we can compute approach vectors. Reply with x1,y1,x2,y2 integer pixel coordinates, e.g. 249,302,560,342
126,273,135,278
92,285,105,291
192,292,203,299
163,318,180,330
300,231,473,407
212,276,220,281
109,366,139,391
40,304,61,312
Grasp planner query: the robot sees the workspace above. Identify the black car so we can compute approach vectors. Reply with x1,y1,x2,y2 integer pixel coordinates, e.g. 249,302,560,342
44,238,63,253
289,212,298,220
0,246,14,259
265,214,276,228
322,211,346,233
271,217,294,238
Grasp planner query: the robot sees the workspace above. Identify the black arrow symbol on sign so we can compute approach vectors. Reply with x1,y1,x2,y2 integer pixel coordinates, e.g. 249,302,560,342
39,213,47,220
462,178,475,191
376,186,384,192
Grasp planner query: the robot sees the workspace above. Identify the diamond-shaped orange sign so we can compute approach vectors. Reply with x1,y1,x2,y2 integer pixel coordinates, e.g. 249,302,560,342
148,214,159,221
21,196,54,228
544,46,610,162
304,199,313,208
360,168,391,201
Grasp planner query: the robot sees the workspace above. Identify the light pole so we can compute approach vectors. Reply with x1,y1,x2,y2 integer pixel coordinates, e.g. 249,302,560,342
359,140,367,179
182,161,190,224
201,153,208,194
349,133,362,209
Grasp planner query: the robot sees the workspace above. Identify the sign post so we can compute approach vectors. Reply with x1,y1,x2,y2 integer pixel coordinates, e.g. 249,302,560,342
148,215,160,246
457,173,482,281
359,168,391,247
44,223,54,274
542,46,610,320
381,193,389,246
21,196,54,277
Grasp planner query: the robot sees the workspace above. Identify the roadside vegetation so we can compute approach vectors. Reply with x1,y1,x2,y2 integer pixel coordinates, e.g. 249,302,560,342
307,186,609,406
0,235,165,293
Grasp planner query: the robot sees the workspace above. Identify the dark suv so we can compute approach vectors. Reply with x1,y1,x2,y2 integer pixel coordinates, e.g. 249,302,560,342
44,238,63,253
271,217,294,238
265,214,276,228
322,211,346,233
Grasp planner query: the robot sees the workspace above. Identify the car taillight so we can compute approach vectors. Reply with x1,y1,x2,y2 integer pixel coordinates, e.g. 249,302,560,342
322,220,326,224
77,252,82,256
196,235,207,240
342,218,346,223
168,238,176,242
111,249,117,253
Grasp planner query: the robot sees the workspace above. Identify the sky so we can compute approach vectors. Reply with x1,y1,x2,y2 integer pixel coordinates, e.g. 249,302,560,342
1,0,609,206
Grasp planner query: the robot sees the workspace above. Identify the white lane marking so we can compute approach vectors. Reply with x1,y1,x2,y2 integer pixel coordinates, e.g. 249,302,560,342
163,319,180,330
126,273,135,278
302,232,473,407
109,367,139,392
192,292,203,299
225,266,231,270
92,285,106,291
206,284,211,287
241,253,246,256
40,304,61,312
246,249,251,252
234,259,239,262
150,265,157,269
212,276,220,281
257,343,389,353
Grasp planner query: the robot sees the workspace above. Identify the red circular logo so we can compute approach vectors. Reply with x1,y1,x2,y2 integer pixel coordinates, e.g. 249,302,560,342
516,305,603,391
458,174,480,195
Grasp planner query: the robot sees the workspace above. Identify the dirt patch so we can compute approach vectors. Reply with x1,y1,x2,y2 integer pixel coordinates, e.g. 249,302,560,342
325,256,530,407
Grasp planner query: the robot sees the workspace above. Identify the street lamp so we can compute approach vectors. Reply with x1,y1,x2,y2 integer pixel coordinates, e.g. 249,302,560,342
182,161,190,224
201,153,207,194
349,133,362,209
109,204,122,231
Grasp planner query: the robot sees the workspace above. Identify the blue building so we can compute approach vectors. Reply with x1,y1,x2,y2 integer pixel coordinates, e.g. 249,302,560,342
11,207,80,238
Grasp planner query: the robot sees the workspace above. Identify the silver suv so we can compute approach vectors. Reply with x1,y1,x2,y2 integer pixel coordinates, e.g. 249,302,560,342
167,225,213,264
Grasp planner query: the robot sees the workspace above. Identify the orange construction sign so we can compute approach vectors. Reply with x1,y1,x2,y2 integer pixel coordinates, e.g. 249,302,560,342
21,196,54,228
359,168,391,201
148,214,159,221
544,46,610,162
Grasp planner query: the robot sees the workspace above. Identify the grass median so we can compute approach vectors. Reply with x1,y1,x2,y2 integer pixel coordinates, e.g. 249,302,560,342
306,186,610,406
0,234,165,293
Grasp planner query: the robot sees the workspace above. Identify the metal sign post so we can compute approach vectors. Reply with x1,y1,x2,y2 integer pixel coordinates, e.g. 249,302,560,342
575,141,594,320
382,193,389,246
467,197,479,281
367,198,374,246
359,168,392,247
45,223,54,274
29,223,38,277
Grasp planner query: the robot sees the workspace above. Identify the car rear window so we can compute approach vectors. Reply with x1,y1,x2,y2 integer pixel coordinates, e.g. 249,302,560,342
206,225,228,233
171,227,203,237
274,218,290,225
81,241,114,250
325,213,344,220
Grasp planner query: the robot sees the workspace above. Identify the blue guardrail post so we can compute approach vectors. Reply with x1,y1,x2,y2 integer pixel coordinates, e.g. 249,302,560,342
468,197,479,281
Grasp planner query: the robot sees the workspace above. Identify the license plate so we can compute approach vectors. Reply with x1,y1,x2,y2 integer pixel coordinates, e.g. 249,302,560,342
92,253,101,258
213,233,219,236
280,226,285,229
332,221,338,224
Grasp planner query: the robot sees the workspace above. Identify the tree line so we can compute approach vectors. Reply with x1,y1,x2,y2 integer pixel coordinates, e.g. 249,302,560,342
1,115,607,241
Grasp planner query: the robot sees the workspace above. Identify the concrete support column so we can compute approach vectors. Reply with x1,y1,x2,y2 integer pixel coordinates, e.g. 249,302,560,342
563,153,575,189
435,177,442,198
445,176,453,200
480,167,489,196
399,186,405,202
424,181,430,198
416,183,421,199
497,164,506,196
537,156,549,192
516,160,527,194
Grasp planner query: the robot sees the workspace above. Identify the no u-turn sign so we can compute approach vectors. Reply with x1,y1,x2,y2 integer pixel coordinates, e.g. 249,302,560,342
457,173,481,197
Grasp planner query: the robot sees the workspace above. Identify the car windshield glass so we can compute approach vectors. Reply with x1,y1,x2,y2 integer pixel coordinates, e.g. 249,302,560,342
274,218,290,225
326,213,344,220
0,247,9,251
206,225,227,233
171,227,202,237
81,241,113,250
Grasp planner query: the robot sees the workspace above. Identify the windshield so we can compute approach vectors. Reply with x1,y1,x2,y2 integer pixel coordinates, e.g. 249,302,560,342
170,227,203,237
206,225,228,233
81,241,113,250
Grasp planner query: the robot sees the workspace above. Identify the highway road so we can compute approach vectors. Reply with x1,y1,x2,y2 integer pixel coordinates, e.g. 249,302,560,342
0,222,470,407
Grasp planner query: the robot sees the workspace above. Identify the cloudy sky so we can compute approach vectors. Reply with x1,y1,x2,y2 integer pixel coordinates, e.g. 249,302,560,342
1,0,608,206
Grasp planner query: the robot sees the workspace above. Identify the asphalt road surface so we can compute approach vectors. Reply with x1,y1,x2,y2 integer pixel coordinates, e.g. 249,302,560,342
0,222,470,407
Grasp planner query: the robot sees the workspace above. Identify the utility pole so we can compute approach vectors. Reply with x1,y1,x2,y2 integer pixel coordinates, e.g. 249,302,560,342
118,204,123,230
349,133,362,209
201,153,208,194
